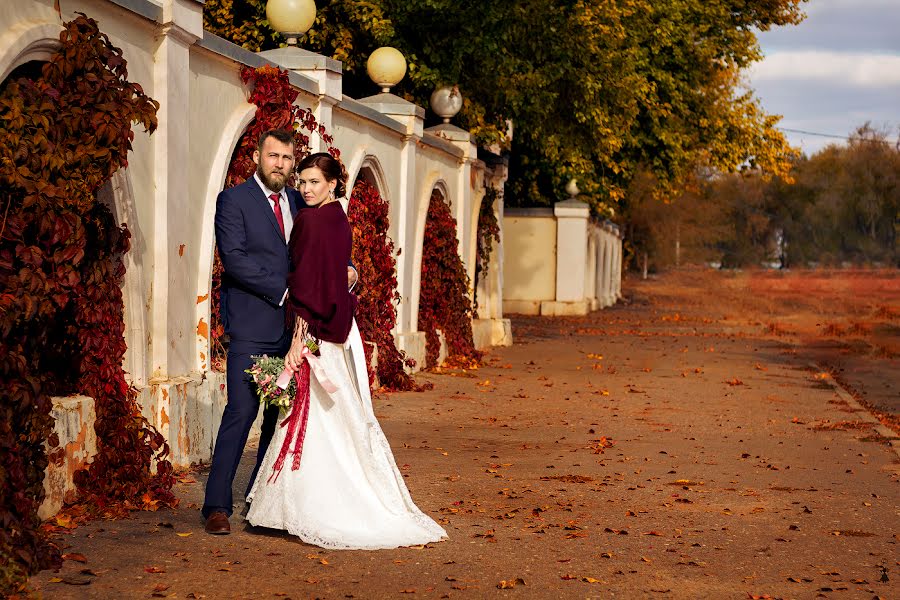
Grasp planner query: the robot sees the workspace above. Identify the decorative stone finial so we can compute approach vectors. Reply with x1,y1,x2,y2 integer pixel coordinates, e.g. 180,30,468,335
266,0,316,47
429,85,463,124
367,47,407,93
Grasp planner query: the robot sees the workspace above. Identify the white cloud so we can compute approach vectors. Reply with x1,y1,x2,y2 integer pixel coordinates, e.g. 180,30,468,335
749,51,900,88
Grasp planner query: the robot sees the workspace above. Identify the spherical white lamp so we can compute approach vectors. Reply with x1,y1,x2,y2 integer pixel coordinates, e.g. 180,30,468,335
367,47,407,93
266,0,317,47
429,85,463,124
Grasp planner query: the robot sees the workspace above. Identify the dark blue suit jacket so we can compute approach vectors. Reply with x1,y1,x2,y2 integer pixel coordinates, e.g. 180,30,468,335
215,178,303,345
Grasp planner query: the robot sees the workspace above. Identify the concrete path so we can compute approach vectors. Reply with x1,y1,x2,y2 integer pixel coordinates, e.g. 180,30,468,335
31,275,899,599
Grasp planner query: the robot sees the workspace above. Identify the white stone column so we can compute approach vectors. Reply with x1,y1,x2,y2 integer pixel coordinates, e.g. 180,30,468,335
143,0,207,467
603,226,616,306
541,198,590,316
256,47,343,151
358,93,426,366
612,228,623,300
596,231,608,307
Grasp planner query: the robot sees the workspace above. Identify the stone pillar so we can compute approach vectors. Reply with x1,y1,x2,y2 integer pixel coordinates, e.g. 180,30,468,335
140,1,212,466
149,1,202,381
541,198,590,316
612,226,623,300
358,92,426,368
256,47,343,152
596,230,607,307
603,224,616,306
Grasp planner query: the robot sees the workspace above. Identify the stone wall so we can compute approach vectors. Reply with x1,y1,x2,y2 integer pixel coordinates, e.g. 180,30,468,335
502,203,623,316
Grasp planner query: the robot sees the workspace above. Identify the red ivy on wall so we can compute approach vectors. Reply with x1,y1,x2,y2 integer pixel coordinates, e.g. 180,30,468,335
418,191,481,368
473,186,501,318
210,65,338,369
0,15,173,593
347,179,425,391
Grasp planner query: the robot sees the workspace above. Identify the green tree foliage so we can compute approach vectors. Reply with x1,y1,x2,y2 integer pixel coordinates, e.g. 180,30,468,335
773,125,899,267
203,0,803,213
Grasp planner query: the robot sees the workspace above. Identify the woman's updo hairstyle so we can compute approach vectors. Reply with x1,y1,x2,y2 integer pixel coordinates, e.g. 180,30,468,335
297,152,348,198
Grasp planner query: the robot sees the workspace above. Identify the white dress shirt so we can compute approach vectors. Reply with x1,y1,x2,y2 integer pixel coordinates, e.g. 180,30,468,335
253,173,292,306
253,172,293,242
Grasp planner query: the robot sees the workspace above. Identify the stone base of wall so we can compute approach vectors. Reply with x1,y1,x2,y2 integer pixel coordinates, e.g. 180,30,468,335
540,300,589,316
472,318,513,349
138,374,229,468
396,331,426,372
502,299,542,315
40,396,97,520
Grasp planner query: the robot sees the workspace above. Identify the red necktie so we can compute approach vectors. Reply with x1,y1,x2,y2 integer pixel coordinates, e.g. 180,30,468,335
270,193,285,238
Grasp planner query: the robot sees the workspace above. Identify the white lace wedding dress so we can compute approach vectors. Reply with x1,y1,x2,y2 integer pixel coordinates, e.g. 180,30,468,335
246,320,447,549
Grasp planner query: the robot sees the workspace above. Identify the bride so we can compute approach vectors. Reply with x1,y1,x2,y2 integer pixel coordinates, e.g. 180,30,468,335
246,152,446,550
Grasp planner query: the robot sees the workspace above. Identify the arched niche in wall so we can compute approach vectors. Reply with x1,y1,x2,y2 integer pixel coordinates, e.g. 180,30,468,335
349,155,395,236
96,170,149,386
196,104,257,372
0,22,61,82
409,182,451,333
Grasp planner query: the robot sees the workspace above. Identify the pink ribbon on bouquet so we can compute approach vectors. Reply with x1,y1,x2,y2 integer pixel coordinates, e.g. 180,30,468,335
268,346,339,483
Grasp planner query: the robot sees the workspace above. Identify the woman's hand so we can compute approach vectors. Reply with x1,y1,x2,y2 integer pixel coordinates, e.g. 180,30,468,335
285,316,309,372
285,341,305,372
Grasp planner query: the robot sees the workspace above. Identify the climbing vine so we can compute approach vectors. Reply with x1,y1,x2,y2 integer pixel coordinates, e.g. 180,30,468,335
0,15,173,593
418,191,481,368
210,64,338,369
473,186,501,318
347,179,424,391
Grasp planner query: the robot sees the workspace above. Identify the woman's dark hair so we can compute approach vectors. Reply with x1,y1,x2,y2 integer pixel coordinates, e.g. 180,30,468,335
297,152,348,198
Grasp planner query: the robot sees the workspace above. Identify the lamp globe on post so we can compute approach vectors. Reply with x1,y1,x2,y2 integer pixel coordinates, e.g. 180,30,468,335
366,47,407,93
266,0,316,47
429,85,463,124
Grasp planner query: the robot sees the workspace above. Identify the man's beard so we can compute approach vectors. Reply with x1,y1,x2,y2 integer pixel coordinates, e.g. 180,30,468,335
258,164,287,192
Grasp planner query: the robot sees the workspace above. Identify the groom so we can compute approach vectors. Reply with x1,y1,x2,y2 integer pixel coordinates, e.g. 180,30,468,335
203,129,354,534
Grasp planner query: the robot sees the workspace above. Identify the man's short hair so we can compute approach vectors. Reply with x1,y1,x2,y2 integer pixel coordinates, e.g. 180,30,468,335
257,129,295,152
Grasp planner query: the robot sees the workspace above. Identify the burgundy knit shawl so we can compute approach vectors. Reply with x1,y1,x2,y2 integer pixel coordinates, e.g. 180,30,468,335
286,201,358,344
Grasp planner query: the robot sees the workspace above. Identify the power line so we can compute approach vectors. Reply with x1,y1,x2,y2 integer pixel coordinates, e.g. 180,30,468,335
778,127,896,145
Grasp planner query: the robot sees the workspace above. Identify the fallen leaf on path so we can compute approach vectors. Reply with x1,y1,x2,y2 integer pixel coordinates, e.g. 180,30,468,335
497,578,525,589
725,377,744,386
582,576,603,583
144,566,165,574
63,553,87,562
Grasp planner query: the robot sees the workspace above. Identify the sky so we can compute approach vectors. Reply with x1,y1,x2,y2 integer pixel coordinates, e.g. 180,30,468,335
746,0,900,156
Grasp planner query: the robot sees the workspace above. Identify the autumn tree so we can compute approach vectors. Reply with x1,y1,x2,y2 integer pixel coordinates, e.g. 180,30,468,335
203,0,804,214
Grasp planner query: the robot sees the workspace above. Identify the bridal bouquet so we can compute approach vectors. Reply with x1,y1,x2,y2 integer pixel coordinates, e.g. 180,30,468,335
245,337,320,413
246,355,296,413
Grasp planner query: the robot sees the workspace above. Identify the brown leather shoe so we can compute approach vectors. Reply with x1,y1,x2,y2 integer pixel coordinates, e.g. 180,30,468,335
204,510,231,535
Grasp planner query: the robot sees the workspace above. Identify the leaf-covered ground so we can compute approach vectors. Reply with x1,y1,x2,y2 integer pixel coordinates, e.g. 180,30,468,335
31,269,898,598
